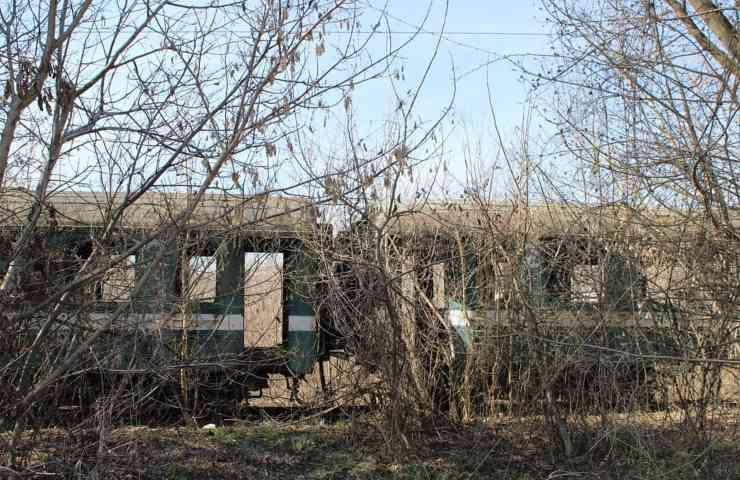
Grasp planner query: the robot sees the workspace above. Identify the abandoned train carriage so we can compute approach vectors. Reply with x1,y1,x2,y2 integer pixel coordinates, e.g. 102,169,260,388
379,202,738,310
369,202,740,403
1,191,738,405
0,190,331,397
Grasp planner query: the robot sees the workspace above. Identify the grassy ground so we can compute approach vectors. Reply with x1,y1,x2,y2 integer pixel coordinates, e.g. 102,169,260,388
4,410,740,479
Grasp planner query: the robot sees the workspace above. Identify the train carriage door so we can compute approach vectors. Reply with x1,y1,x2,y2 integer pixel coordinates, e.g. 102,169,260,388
244,252,283,348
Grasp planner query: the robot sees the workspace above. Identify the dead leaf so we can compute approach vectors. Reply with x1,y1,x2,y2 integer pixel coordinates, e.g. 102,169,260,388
265,143,277,158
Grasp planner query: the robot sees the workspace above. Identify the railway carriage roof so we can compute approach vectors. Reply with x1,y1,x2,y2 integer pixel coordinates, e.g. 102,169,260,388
0,190,318,233
376,201,740,240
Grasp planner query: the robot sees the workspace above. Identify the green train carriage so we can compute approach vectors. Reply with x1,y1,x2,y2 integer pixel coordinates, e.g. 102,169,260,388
0,191,330,403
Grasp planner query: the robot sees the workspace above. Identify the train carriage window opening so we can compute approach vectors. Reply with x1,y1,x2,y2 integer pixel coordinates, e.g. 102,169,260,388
642,243,688,304
186,255,217,302
432,262,445,309
670,240,738,322
37,233,97,300
476,239,515,308
51,234,93,279
244,252,283,347
571,264,602,304
174,231,220,303
99,255,136,302
539,235,609,306
540,236,573,305
573,236,602,305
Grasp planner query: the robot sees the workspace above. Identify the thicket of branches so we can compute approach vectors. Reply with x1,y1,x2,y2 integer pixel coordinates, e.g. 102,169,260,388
305,0,739,465
0,0,442,473
0,0,738,476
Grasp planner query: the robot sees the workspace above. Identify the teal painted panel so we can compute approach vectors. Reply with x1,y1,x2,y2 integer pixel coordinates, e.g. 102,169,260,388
190,330,243,356
284,247,319,374
47,230,87,248
97,332,158,369
287,330,317,375
288,294,313,316
192,301,241,315
159,329,243,358
521,245,551,307
193,302,218,315
133,238,178,312
216,241,244,315
604,255,642,310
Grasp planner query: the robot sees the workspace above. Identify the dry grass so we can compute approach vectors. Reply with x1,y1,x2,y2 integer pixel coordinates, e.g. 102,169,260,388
3,409,740,479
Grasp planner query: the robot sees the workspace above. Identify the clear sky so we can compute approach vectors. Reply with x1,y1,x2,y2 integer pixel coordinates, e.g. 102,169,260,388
368,0,550,128
310,0,553,197
33,1,554,200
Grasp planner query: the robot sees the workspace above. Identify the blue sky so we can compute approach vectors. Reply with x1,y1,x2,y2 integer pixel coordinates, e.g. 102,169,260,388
36,1,554,199
308,0,554,197
373,0,550,128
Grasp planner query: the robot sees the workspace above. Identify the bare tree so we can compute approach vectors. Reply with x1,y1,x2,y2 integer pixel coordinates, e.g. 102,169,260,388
498,0,740,454
0,0,438,471
537,0,738,237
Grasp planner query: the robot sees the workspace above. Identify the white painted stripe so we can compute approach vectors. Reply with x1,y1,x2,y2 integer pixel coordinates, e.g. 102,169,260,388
289,315,315,331
89,312,244,331
448,309,475,327
192,313,244,331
